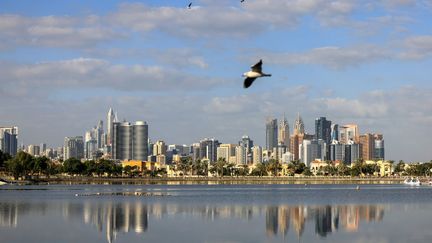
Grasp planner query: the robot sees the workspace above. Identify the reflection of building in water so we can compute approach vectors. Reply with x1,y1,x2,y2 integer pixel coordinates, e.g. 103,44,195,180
0,202,18,227
264,204,385,239
0,201,386,243
79,202,148,243
315,206,333,237
266,206,278,236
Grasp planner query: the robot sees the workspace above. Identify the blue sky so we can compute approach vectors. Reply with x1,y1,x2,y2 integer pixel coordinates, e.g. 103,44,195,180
0,0,431,161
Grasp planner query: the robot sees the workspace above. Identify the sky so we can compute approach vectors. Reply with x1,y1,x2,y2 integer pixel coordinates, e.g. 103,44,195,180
0,0,431,162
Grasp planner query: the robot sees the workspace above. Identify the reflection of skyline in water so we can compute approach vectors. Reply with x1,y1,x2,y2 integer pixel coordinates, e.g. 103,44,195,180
0,201,384,243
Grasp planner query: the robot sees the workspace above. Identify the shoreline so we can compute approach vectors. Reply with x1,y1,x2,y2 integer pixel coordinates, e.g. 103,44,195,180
8,176,415,184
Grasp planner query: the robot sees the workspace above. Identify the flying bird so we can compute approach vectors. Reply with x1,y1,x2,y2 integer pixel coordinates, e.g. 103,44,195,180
241,0,245,2
188,2,192,9
242,59,272,88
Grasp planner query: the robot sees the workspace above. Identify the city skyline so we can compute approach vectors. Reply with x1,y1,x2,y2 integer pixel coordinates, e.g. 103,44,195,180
1,1,431,162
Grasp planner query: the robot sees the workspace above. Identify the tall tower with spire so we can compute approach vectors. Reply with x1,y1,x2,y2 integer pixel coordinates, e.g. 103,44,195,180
107,108,115,146
278,115,290,148
293,113,305,135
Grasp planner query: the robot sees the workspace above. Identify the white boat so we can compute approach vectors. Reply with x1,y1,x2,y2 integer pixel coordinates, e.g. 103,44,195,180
0,181,7,186
404,177,421,186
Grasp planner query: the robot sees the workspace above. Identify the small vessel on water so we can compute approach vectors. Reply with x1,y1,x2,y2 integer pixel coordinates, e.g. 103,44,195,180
0,180,8,186
403,177,421,186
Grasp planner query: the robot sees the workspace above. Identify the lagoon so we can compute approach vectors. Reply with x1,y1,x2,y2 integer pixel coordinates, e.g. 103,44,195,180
1,183,432,243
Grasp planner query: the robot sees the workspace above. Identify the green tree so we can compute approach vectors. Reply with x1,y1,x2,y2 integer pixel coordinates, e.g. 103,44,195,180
323,161,337,176
0,150,12,169
63,158,85,175
302,167,313,176
212,158,227,177
394,160,405,175
336,163,350,176
33,156,50,177
267,159,281,176
250,163,267,177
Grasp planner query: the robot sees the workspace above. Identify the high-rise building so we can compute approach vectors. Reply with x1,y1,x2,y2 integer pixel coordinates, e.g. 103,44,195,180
96,120,104,149
329,141,344,162
235,145,246,165
293,113,305,135
64,136,84,160
266,118,278,151
359,133,374,160
252,146,262,164
374,134,385,160
27,145,40,156
0,126,18,156
344,142,360,165
112,121,148,161
315,117,332,144
199,138,219,162
290,133,313,161
106,108,116,146
40,143,47,155
278,116,290,148
217,144,236,162
153,140,167,156
331,124,339,142
85,139,97,159
239,135,254,154
340,124,359,144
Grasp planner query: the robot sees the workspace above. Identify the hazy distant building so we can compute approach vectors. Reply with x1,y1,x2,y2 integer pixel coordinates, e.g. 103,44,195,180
278,116,290,148
112,121,148,161
266,118,278,151
329,141,344,162
344,142,360,165
85,139,97,160
64,136,84,160
27,145,40,156
0,126,18,156
239,135,254,154
235,145,246,165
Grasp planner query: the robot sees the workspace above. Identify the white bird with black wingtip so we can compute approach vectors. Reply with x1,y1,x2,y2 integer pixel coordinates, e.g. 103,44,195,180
242,59,272,88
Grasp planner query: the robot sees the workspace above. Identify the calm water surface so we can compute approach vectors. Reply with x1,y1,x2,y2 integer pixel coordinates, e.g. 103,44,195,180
1,183,432,243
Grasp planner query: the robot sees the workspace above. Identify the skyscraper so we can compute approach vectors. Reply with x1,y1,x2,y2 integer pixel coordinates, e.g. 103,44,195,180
266,118,278,151
278,116,290,148
64,136,84,160
0,126,18,156
340,124,359,144
106,108,116,146
252,146,262,164
359,133,374,160
293,113,305,135
374,134,385,160
331,124,339,142
315,117,332,144
96,120,104,149
199,138,219,162
112,121,148,161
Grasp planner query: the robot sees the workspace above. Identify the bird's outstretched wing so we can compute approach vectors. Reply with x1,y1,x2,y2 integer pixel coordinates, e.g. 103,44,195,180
250,59,262,73
244,77,256,88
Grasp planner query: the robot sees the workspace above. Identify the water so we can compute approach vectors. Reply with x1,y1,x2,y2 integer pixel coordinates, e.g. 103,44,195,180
1,183,432,243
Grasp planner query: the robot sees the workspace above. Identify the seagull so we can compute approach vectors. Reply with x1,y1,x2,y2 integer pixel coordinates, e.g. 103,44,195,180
242,59,272,88
188,2,192,9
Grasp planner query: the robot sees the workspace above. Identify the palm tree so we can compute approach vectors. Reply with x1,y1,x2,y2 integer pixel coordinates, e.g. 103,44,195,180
267,159,281,176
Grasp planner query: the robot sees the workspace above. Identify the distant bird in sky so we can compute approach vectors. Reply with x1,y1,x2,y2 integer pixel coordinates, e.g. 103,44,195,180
242,59,272,88
188,2,192,9
241,0,245,3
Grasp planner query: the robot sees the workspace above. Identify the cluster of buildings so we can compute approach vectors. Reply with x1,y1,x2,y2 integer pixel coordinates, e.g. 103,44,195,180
1,109,387,174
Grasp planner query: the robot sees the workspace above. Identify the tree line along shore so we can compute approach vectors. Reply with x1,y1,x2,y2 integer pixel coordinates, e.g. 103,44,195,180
1,150,431,184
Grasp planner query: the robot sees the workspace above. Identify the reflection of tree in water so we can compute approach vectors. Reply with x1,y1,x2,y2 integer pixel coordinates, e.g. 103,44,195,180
0,201,385,243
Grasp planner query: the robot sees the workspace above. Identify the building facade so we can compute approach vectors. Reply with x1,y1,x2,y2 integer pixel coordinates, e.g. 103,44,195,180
112,121,149,161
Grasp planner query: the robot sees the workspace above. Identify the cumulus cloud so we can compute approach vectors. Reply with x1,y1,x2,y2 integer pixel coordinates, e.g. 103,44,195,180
0,14,122,49
0,58,225,95
258,45,392,69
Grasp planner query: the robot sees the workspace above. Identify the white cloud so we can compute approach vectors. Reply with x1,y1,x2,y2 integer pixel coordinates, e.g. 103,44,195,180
0,58,225,94
259,45,392,69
